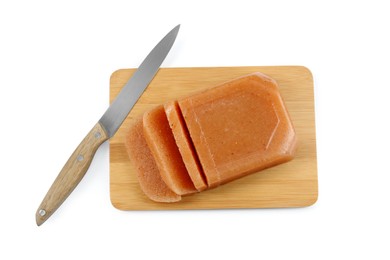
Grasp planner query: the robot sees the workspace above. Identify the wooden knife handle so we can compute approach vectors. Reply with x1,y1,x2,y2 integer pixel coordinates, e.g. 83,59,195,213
36,122,109,226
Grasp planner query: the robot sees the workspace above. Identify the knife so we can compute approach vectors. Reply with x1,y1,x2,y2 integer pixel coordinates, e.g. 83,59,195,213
36,24,180,226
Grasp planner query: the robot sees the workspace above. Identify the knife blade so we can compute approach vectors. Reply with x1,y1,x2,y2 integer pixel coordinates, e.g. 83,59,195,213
36,24,180,226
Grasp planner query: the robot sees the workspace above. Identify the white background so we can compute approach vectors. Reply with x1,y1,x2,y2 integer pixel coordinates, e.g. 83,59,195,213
1,0,389,259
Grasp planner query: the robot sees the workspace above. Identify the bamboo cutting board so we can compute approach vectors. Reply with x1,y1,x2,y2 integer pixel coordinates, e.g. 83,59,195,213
110,66,317,210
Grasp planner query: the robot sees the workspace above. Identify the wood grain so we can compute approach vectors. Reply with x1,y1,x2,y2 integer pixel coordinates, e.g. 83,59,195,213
36,122,109,225
109,66,318,210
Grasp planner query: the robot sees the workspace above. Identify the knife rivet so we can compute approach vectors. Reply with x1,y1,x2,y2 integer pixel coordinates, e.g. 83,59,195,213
94,131,101,139
77,155,84,161
39,209,46,217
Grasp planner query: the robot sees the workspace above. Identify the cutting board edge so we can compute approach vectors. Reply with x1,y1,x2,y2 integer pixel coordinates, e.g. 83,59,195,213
110,65,314,79
108,191,319,211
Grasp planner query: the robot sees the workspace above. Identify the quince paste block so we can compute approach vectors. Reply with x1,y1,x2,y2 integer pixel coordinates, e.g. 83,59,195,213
178,72,297,188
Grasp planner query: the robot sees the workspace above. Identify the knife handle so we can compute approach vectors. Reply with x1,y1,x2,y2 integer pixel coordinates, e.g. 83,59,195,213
36,122,109,226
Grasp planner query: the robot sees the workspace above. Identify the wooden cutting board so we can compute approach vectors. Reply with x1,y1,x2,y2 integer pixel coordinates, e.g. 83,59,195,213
109,66,318,210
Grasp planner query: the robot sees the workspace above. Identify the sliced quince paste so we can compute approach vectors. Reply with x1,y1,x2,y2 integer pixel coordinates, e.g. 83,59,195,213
125,117,181,202
143,105,197,196
164,101,208,192
125,72,297,202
